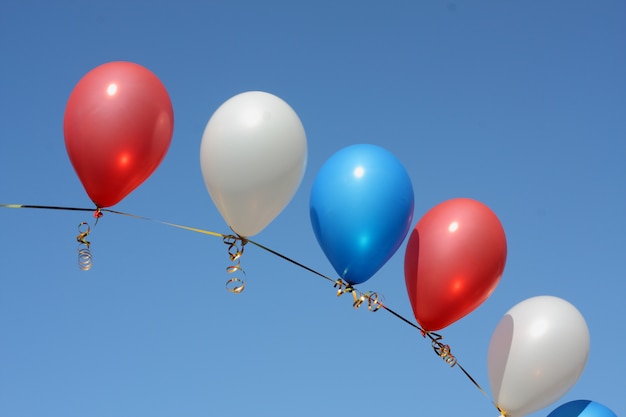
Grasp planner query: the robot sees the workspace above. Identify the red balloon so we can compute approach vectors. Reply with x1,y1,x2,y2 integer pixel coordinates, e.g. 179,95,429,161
64,61,174,208
404,198,507,331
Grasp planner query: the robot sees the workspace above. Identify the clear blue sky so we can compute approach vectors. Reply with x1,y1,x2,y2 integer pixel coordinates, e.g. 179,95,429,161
1,1,624,416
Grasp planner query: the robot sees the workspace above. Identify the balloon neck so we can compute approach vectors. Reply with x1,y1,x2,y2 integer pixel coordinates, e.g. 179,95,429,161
228,226,248,241
93,207,103,225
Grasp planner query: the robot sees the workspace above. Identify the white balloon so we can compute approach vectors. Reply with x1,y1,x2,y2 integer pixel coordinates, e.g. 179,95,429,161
200,91,307,237
488,296,590,417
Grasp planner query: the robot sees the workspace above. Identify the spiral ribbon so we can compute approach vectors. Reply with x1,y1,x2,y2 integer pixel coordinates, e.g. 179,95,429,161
333,279,383,312
223,234,248,293
425,331,457,367
76,222,93,271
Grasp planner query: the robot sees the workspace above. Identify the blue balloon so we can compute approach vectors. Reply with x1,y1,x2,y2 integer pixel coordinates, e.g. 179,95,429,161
310,144,414,285
548,400,617,417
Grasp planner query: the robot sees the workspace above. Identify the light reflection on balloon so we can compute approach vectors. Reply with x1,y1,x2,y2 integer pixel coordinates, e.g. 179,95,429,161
106,83,118,96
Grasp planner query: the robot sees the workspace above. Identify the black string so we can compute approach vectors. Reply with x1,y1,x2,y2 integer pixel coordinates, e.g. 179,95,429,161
2,204,96,212
237,236,499,413
2,202,500,414
247,238,336,284
380,304,424,331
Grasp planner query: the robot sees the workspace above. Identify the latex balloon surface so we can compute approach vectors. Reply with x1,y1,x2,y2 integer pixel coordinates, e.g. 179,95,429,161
200,91,307,237
548,401,617,417
404,198,507,331
310,144,414,285
64,61,174,208
488,296,590,417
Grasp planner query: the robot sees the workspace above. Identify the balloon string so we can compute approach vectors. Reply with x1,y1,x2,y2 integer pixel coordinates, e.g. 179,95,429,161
0,204,97,212
1,202,500,413
1,203,230,281
244,235,498,413
0,204,226,238
104,208,246,293
421,330,499,410
249,238,499,414
247,238,336,283
424,331,457,366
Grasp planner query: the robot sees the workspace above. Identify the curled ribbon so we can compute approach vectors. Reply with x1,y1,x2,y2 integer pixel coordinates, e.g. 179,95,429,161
333,279,383,312
425,332,457,367
225,277,245,293
76,222,93,271
223,234,248,293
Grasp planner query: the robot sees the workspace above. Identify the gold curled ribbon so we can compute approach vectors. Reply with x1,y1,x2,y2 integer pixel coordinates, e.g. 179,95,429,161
426,332,457,367
223,234,248,293
225,277,245,294
364,291,383,312
333,279,384,312
76,222,93,271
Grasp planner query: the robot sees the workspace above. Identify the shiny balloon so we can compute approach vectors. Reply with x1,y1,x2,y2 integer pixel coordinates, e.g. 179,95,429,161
200,91,307,237
488,296,590,417
64,61,174,208
404,198,507,331
548,401,617,417
310,144,414,285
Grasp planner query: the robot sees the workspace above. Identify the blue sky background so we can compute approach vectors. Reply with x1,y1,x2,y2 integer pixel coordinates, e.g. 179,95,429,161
1,1,624,416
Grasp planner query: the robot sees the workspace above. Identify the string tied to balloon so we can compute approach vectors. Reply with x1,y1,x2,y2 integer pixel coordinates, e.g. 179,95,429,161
93,207,103,222
333,279,383,312
222,233,248,293
2,203,502,415
424,331,457,367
